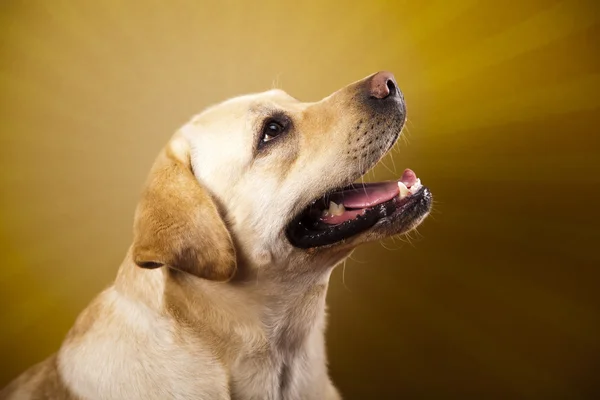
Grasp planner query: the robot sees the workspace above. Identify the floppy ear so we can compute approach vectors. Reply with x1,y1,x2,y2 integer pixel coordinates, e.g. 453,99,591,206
132,134,236,281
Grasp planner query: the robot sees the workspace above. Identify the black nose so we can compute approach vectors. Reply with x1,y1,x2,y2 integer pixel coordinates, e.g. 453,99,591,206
368,71,399,99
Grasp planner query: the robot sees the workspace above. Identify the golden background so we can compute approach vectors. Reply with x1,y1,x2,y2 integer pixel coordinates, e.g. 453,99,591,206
1,1,599,398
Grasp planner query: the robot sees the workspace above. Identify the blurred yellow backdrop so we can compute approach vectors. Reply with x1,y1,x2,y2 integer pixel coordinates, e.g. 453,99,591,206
1,0,599,398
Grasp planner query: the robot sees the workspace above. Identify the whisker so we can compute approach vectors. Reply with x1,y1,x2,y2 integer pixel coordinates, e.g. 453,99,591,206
391,236,406,248
354,152,368,196
341,260,351,292
380,239,399,251
403,232,416,247
401,131,411,145
392,234,411,244
427,208,440,221
379,158,396,176
271,73,282,89
411,227,424,240
388,150,398,174
360,168,368,197
380,240,392,251
401,122,412,146
349,254,367,264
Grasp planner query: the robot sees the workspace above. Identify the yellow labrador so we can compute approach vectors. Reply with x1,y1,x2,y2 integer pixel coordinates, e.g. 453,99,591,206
1,71,432,400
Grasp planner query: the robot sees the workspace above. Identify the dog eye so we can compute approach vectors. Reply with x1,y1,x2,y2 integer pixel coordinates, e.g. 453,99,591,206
262,120,287,143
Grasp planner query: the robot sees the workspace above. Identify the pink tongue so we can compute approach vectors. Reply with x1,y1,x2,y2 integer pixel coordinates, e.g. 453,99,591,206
330,169,417,208
331,181,400,208
320,169,418,225
320,182,399,225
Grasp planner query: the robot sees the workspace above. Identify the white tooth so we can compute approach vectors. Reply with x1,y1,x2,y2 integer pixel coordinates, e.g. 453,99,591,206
327,201,338,215
409,178,422,193
328,201,336,215
328,201,346,216
398,181,411,199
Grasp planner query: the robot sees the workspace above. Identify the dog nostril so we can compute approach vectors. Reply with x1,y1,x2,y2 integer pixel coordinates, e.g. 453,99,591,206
368,71,398,99
386,79,396,96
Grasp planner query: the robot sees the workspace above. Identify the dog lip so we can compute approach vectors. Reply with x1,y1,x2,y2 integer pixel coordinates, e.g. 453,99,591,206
372,186,432,233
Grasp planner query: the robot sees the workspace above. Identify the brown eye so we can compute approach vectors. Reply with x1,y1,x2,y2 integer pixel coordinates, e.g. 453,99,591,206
262,120,286,143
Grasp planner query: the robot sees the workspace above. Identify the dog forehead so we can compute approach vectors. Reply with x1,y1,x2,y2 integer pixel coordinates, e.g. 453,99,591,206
245,90,305,116
187,89,303,128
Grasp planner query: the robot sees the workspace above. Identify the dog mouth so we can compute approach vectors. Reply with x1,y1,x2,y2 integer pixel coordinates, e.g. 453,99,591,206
286,169,432,249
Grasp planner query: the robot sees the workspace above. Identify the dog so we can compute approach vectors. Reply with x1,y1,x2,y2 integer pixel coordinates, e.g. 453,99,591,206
1,71,432,400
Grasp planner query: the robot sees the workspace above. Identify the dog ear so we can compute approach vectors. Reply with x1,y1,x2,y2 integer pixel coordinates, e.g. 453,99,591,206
132,134,236,281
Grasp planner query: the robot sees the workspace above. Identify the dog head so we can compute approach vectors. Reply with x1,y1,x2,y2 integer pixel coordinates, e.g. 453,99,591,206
132,72,432,281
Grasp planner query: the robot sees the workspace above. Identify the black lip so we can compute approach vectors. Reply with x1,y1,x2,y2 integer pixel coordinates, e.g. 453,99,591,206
286,186,432,249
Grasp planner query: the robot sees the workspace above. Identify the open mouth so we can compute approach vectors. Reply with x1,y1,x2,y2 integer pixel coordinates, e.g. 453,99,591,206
286,169,432,248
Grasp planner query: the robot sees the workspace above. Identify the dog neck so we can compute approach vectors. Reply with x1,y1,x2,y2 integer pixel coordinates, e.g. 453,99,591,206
115,248,338,365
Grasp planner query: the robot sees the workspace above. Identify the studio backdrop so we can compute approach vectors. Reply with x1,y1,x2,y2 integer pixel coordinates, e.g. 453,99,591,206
1,1,599,398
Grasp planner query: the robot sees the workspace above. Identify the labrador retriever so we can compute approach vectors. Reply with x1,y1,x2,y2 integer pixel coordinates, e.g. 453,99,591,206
1,71,432,400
